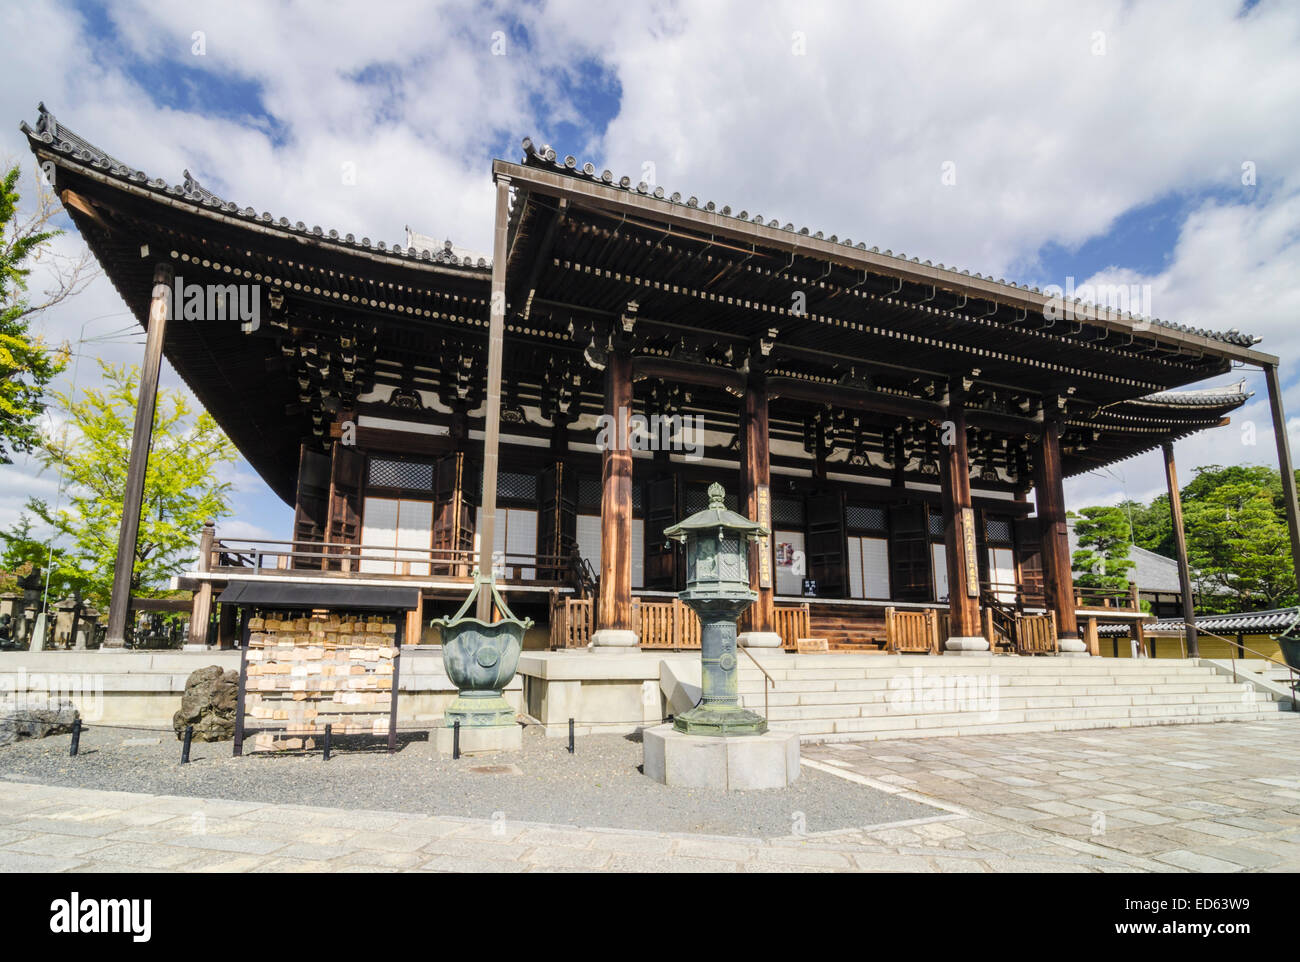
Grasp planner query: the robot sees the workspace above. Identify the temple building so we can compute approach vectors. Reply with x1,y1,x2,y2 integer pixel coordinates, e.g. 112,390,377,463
23,105,1300,659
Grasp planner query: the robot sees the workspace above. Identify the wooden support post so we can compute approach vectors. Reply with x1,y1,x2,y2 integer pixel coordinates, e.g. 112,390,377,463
187,584,212,648
1265,363,1300,600
1034,416,1084,653
593,347,637,649
185,521,216,647
1162,440,1199,658
476,176,511,620
217,599,238,650
105,262,174,648
937,390,985,651
739,373,779,647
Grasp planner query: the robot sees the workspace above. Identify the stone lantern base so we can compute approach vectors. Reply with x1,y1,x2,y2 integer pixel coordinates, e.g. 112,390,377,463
434,721,522,755
674,703,768,736
642,724,800,790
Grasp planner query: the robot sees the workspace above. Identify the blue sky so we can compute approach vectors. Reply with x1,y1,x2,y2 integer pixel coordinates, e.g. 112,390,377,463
3,0,1300,546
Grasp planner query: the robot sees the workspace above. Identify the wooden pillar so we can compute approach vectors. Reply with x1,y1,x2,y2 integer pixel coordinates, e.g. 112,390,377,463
105,262,174,648
593,347,637,648
217,599,238,650
1265,363,1300,600
937,396,984,650
1162,440,1199,658
476,175,511,620
1035,417,1084,652
739,374,779,646
185,521,215,647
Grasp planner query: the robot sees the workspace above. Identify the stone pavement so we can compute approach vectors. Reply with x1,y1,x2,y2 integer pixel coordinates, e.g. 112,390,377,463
803,719,1300,872
0,719,1296,872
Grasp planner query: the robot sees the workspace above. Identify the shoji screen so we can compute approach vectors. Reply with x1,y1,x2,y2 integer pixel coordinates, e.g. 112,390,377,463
576,515,601,570
360,498,399,573
395,500,433,576
988,547,1016,604
631,519,645,589
774,530,805,596
847,537,890,599
932,543,949,602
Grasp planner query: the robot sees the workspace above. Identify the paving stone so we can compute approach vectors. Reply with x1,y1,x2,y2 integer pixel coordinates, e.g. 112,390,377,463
1154,849,1246,872
851,852,935,871
416,854,530,873
2,834,116,858
271,842,359,861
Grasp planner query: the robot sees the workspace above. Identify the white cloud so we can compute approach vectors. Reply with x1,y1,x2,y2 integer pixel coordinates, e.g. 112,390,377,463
3,0,1300,533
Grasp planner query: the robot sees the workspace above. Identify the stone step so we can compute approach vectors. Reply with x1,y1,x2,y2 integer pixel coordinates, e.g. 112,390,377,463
741,690,1280,722
721,656,1296,741
735,685,1269,712
736,676,1245,695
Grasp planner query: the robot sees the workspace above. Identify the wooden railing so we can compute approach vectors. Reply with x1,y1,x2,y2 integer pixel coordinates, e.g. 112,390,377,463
549,593,594,649
1074,582,1141,611
211,537,576,585
1017,612,1058,654
885,607,939,654
547,595,808,651
635,599,699,649
773,605,810,649
983,578,1142,615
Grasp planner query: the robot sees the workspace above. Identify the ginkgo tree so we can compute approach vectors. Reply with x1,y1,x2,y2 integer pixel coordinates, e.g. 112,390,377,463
14,361,237,607
1,162,90,463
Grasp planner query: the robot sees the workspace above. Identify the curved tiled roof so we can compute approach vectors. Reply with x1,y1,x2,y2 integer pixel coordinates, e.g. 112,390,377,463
518,137,1261,349
22,103,490,272
1132,380,1253,408
1145,607,1300,634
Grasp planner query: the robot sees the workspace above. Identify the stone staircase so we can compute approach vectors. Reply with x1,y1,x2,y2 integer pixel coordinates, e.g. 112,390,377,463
733,653,1298,743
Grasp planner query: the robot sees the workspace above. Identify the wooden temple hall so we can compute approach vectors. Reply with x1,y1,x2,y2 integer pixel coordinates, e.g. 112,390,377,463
25,105,1300,656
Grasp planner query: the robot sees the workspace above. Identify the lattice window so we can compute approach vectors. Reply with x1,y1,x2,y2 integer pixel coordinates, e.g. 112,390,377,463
632,483,644,515
772,497,804,526
985,516,1013,544
846,504,887,533
578,477,602,511
367,458,433,491
928,510,946,539
498,471,538,503
686,487,708,514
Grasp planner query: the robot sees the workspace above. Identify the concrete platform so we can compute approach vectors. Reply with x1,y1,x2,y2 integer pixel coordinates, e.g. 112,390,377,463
434,722,522,755
642,723,800,790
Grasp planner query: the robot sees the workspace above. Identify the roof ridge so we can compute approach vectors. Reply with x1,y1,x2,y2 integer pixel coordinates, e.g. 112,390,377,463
21,103,490,272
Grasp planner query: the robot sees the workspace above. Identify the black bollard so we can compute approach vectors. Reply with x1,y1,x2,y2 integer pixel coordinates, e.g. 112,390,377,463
181,725,193,764
323,723,332,761
568,717,575,754
453,720,460,760
69,718,81,757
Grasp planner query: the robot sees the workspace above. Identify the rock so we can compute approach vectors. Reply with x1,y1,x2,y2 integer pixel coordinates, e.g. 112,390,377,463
173,665,239,742
0,698,80,747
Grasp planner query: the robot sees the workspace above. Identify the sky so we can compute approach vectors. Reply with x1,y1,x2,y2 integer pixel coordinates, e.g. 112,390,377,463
2,0,1299,546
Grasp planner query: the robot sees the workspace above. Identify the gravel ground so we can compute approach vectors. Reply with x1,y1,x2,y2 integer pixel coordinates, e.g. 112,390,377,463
0,724,939,838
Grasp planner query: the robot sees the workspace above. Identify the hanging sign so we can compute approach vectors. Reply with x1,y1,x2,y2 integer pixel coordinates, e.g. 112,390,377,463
962,507,979,598
756,483,772,590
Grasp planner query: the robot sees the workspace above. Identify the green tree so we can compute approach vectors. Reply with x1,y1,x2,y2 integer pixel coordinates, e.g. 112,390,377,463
1122,495,1173,557
22,361,237,608
1071,505,1135,591
0,512,79,599
0,162,92,463
1182,472,1295,613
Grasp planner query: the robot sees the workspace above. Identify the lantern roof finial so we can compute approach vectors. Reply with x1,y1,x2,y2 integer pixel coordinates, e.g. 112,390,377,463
707,482,726,509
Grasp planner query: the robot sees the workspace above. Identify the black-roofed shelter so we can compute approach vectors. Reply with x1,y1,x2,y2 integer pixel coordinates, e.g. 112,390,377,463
24,104,1300,658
